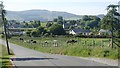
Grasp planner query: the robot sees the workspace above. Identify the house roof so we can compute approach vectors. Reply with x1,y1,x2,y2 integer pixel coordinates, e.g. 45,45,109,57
72,28,91,33
63,23,72,27
99,29,110,33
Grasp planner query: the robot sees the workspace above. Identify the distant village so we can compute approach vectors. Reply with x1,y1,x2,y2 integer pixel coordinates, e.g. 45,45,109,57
5,15,112,38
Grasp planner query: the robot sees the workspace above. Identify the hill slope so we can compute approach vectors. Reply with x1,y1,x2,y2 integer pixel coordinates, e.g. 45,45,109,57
6,10,82,21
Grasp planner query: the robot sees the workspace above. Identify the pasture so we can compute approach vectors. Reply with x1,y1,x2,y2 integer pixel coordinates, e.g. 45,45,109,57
41,22,47,27
9,36,119,59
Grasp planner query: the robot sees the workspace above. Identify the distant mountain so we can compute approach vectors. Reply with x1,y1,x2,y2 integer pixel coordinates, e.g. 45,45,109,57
97,14,105,19
6,10,82,21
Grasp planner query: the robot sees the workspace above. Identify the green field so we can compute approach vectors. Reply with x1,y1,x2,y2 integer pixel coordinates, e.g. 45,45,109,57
9,36,119,59
0,44,14,68
41,22,47,27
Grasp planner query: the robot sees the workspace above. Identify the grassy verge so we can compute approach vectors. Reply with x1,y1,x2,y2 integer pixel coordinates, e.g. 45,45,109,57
0,27,3,32
0,44,14,68
9,36,119,59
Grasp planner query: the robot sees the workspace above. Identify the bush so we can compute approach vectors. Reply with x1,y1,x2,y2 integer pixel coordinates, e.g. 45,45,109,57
0,34,4,38
49,24,66,35
26,30,31,37
44,33,49,37
30,30,38,37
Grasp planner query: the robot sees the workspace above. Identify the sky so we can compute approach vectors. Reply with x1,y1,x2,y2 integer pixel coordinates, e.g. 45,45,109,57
1,0,120,15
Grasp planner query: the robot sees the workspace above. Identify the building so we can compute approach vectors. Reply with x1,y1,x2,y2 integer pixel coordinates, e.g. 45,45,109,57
98,29,111,35
63,23,72,29
7,28,24,35
7,28,35,36
69,28,91,35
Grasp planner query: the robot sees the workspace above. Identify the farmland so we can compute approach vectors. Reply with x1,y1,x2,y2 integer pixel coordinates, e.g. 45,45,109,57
9,36,119,59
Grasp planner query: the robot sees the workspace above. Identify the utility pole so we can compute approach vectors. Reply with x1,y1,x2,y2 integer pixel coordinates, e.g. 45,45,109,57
110,6,114,48
0,1,10,55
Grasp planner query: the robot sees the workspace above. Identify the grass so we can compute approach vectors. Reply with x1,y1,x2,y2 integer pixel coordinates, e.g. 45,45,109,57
0,27,3,32
0,44,14,68
9,36,119,59
41,22,47,27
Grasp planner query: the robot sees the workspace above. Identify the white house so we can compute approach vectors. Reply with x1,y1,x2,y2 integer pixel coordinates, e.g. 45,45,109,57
98,29,111,35
69,28,91,35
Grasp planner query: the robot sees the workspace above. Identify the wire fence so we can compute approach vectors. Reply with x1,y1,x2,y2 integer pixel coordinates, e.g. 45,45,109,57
10,37,112,49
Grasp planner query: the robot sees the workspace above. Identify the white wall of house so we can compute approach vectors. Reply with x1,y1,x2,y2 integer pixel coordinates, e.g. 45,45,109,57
9,31,23,35
69,30,91,35
63,24,65,29
85,33,90,35
99,29,111,35
69,30,76,35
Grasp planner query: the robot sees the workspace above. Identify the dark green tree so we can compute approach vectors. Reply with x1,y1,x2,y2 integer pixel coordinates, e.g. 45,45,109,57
30,26,46,37
101,4,120,48
53,18,58,22
30,30,38,37
49,24,66,35
26,30,31,37
32,20,41,28
37,26,46,35
25,23,29,28
46,22,53,28
57,16,63,24
69,20,77,25
80,15,101,29
82,15,91,21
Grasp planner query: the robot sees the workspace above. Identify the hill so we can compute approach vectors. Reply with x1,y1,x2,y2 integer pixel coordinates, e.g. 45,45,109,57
97,14,105,19
6,10,82,21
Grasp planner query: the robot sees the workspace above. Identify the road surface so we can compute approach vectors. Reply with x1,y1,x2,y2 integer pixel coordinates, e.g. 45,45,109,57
0,39,117,68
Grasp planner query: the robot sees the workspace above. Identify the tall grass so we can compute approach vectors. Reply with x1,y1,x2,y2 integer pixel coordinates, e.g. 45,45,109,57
0,44,14,68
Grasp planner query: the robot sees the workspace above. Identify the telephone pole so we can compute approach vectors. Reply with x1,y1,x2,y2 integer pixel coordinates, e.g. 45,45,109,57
0,1,10,55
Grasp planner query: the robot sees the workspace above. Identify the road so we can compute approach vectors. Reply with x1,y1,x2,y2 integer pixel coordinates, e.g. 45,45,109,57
0,39,117,68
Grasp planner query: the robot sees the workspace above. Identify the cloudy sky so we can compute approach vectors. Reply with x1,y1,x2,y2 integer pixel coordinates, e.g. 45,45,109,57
1,0,120,15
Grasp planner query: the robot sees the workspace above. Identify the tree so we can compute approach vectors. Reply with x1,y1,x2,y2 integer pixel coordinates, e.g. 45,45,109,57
37,26,46,35
30,30,38,37
32,20,41,28
87,20,100,28
49,24,66,35
25,23,29,28
57,16,64,24
80,15,101,30
46,22,53,28
82,15,91,21
69,20,77,25
53,18,58,22
101,4,120,48
26,30,32,37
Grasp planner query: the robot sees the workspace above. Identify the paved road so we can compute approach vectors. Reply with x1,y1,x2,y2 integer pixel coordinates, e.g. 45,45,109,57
0,39,110,67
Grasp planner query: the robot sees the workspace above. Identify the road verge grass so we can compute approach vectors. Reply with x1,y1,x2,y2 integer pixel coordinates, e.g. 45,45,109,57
0,44,14,68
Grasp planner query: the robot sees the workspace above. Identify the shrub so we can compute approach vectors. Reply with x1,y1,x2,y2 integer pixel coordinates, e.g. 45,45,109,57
0,34,4,38
26,30,31,37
